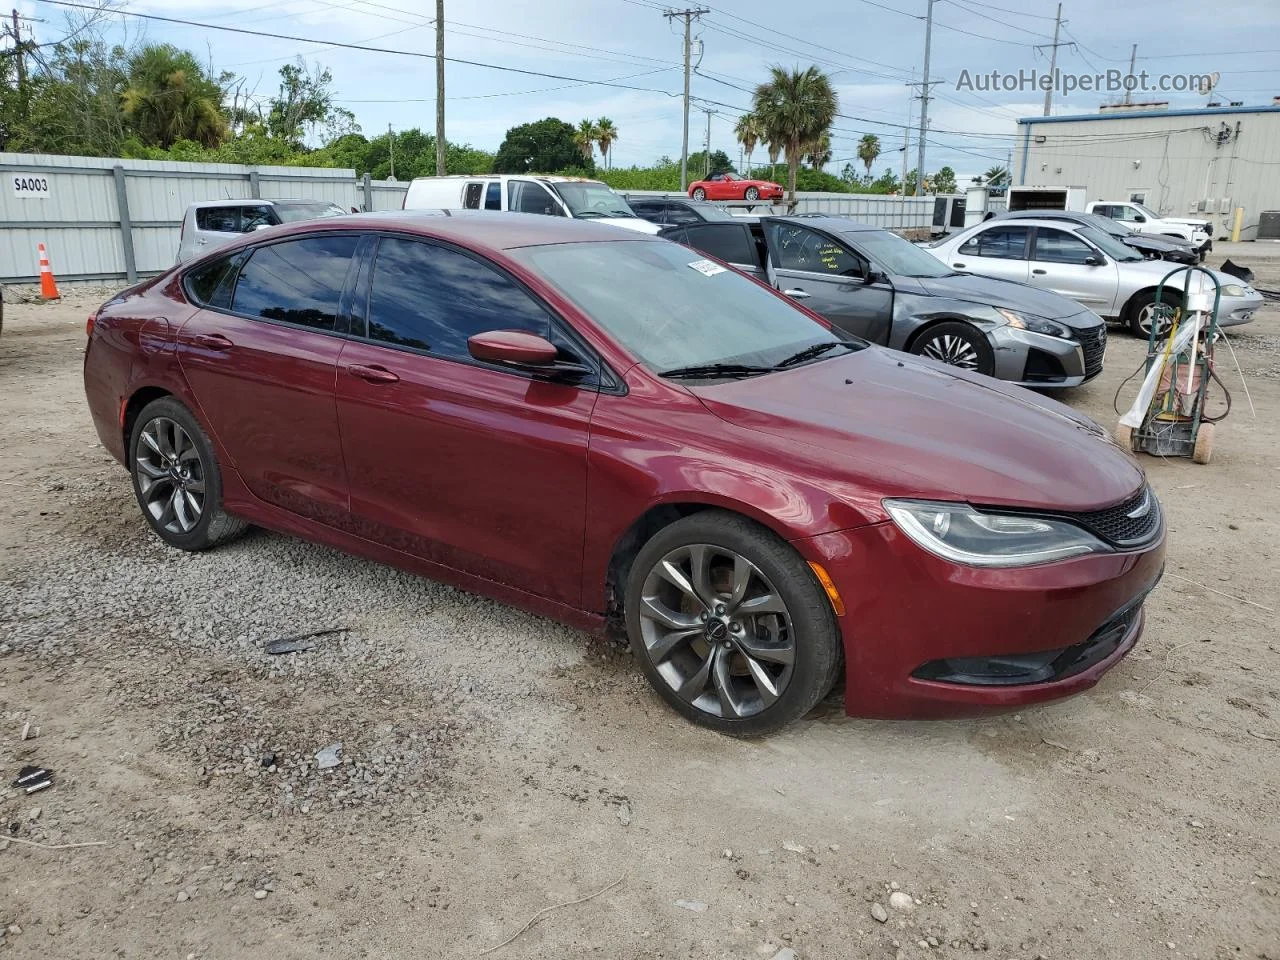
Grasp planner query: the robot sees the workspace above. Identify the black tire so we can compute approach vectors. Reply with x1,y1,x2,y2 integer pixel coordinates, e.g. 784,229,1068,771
129,396,247,551
1126,289,1181,339
909,321,995,376
624,510,843,736
744,186,760,201
691,187,707,201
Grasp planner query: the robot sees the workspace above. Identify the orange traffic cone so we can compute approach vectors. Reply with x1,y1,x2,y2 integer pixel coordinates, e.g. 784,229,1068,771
38,242,61,300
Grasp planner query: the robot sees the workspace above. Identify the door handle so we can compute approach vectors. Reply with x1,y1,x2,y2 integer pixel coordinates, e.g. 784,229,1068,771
1032,268,1047,275
952,262,966,269
783,289,811,299
347,363,400,385
193,333,234,351
196,238,208,245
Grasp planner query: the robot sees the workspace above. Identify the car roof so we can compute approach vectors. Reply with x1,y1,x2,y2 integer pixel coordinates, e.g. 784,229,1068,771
189,198,331,209
407,174,605,185
997,210,1093,222
257,210,658,252
767,214,882,234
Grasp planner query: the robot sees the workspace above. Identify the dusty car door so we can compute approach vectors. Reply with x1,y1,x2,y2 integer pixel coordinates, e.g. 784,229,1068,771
946,224,1031,285
1027,226,1118,311
175,234,358,525
334,234,598,606
762,220,893,344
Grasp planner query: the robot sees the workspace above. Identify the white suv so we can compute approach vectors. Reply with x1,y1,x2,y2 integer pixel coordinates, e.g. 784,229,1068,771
176,199,347,263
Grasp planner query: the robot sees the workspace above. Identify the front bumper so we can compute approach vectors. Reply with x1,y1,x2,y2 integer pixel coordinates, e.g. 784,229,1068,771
794,519,1166,719
988,320,1106,389
1219,294,1262,328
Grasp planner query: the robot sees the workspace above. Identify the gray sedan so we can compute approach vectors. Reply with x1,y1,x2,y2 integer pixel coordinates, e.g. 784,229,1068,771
927,217,1263,337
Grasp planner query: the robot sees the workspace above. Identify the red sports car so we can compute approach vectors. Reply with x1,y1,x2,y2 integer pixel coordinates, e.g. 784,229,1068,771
688,172,784,202
84,212,1164,735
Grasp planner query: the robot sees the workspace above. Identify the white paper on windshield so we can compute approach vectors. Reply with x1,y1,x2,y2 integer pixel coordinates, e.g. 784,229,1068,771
687,259,726,277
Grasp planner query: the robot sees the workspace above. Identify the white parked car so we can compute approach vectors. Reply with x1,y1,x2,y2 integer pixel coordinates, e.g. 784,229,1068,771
177,199,347,263
401,175,660,234
926,217,1262,337
1084,201,1212,258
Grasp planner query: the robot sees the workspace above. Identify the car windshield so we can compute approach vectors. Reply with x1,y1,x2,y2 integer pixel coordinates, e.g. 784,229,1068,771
1075,224,1144,262
551,182,637,219
273,202,346,222
508,240,857,376
852,228,954,278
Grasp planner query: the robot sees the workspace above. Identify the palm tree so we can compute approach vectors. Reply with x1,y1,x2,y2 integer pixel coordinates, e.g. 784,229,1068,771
857,134,881,177
594,117,618,170
983,164,1010,186
734,113,760,175
805,132,831,171
121,43,228,148
751,65,838,208
574,119,598,165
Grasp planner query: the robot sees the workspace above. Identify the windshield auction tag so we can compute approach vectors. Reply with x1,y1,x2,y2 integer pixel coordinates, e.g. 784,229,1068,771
687,259,726,277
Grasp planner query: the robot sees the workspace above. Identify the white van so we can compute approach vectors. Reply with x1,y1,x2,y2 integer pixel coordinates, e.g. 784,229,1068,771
401,175,660,234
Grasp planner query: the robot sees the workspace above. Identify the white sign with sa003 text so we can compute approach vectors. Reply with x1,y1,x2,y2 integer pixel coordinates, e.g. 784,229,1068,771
12,175,51,199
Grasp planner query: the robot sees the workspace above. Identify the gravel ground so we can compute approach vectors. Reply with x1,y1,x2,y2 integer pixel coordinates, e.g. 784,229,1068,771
1,251,1279,960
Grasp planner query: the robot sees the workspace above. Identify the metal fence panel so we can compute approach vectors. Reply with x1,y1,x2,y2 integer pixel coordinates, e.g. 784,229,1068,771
620,189,935,231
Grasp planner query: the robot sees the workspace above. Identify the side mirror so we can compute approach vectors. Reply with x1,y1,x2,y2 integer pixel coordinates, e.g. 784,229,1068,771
865,268,887,285
467,330,590,380
252,223,272,231
1084,255,1103,266
1132,214,1146,223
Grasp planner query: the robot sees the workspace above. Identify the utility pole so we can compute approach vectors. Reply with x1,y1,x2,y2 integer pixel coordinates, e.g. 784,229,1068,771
435,0,446,175
901,68,914,193
701,106,714,176
1123,43,1138,105
1037,3,1067,117
665,7,709,192
7,9,26,93
388,124,396,180
914,0,936,197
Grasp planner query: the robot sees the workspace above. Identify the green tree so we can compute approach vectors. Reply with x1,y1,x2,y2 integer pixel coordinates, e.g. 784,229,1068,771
574,118,598,164
805,131,831,171
734,113,761,174
934,165,957,194
857,134,881,176
493,117,590,174
120,44,227,149
595,117,617,170
983,165,1010,186
751,65,838,207
12,37,129,155
265,58,356,147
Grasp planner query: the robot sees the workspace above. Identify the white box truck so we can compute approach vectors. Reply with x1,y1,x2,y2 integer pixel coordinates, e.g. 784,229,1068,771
1006,185,1088,213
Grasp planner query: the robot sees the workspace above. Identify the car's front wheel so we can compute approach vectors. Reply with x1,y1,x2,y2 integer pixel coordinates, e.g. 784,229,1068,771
910,321,995,376
625,511,843,736
691,187,707,201
744,186,760,201
1127,290,1180,339
129,396,247,551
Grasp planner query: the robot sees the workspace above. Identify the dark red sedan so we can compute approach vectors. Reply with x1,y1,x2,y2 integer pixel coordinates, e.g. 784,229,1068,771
84,212,1165,735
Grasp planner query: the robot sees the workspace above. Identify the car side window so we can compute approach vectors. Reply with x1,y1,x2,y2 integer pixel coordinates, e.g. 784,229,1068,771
184,253,242,309
1093,204,1116,219
509,180,563,216
666,204,702,226
240,205,274,232
630,201,663,223
683,224,756,266
1034,228,1096,265
230,235,358,332
366,237,551,362
769,223,862,275
463,182,483,209
957,225,1029,260
196,206,240,233
484,181,501,210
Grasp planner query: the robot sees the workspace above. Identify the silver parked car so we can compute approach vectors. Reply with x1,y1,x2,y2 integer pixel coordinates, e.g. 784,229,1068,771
927,218,1263,337
176,199,346,263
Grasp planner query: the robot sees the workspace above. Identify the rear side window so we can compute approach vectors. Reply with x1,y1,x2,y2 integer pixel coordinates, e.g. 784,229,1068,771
463,182,483,209
958,225,1029,260
484,182,501,210
231,235,358,331
683,224,756,265
366,237,550,360
184,253,241,309
196,206,241,233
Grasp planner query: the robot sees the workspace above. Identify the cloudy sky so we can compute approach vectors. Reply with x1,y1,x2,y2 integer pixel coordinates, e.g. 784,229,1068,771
19,0,1280,180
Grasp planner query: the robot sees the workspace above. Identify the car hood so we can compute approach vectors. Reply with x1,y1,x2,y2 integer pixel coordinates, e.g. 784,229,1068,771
1117,258,1251,290
895,272,1095,324
1123,233,1191,252
1163,217,1211,228
691,347,1145,513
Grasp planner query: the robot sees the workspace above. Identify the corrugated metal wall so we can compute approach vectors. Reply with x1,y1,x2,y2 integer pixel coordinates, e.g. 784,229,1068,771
623,190,936,230
1013,107,1280,241
0,154,406,284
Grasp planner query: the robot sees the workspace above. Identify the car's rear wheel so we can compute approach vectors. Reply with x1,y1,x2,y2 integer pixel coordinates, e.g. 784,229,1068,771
129,397,247,551
625,511,842,736
744,186,760,201
1127,290,1181,339
910,321,995,376
691,187,707,201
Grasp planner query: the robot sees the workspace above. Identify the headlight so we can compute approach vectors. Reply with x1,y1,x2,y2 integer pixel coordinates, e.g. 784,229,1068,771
997,308,1070,338
883,499,1110,567
1221,284,1246,297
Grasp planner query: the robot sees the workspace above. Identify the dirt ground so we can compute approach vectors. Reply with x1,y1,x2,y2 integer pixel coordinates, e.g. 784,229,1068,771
2,247,1279,960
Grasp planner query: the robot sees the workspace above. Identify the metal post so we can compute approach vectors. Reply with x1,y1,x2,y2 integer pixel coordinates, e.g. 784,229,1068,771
112,165,137,284
362,172,372,212
665,7,709,192
435,0,446,176
703,107,713,176
249,170,261,199
914,0,934,197
902,68,914,194
1040,3,1065,117
389,124,396,180
1123,43,1138,105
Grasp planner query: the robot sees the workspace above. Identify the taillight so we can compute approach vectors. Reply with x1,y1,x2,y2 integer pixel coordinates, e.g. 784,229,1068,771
86,313,96,337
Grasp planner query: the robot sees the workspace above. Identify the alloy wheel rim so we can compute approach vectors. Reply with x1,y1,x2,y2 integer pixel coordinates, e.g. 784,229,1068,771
1137,303,1174,337
921,333,980,369
638,543,795,719
136,417,205,534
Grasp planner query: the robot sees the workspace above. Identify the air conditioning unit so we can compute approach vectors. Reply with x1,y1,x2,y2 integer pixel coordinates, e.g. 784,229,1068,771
1188,201,1199,213
1218,198,1232,214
